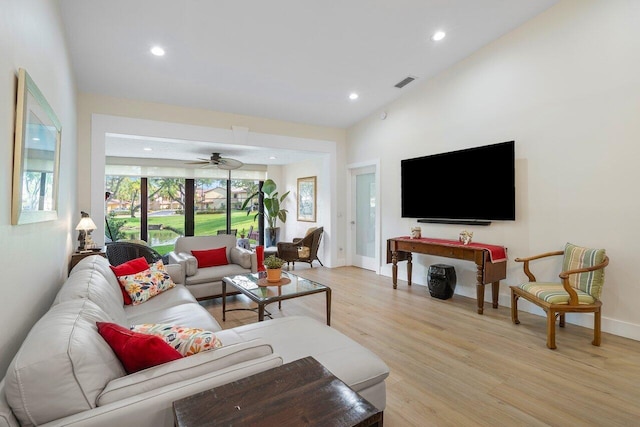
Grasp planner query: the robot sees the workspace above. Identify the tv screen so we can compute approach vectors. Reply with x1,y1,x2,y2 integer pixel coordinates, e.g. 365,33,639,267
401,141,515,223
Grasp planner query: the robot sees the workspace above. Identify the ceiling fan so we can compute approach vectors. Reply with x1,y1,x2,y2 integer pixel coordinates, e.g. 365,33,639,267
186,152,243,170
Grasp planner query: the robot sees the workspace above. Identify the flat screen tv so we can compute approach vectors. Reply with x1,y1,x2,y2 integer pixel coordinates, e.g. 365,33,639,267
401,141,515,225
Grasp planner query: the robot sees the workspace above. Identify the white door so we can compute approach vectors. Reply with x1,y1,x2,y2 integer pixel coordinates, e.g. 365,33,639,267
348,164,379,271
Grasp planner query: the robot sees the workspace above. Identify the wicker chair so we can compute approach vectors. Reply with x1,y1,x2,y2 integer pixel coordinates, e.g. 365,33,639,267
277,227,324,269
105,241,164,266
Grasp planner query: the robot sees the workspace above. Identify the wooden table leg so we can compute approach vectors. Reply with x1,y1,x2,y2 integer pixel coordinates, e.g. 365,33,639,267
392,251,398,289
491,281,500,309
476,262,485,314
222,280,227,321
326,288,332,326
407,252,412,286
476,283,485,315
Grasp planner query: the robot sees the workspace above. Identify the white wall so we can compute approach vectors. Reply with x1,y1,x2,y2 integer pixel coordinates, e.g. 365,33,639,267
77,95,346,267
347,0,640,340
280,157,333,266
0,0,77,374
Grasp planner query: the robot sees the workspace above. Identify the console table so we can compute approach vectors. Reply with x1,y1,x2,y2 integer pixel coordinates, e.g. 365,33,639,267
386,237,507,314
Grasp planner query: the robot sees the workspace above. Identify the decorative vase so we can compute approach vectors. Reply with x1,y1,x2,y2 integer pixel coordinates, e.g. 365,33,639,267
256,245,266,272
266,268,282,283
459,230,473,245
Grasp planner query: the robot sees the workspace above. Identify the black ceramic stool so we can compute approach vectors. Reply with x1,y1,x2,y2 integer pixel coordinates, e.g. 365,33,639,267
427,264,457,299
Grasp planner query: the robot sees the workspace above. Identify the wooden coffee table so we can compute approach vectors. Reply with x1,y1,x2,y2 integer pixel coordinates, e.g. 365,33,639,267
222,271,331,325
173,356,383,426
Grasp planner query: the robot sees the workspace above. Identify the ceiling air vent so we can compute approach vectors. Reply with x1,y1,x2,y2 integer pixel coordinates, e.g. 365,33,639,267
394,76,416,89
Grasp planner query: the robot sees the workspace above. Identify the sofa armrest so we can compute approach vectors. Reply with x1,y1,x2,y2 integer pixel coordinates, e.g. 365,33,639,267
97,338,275,405
166,251,182,265
167,251,197,276
230,247,256,272
164,263,185,285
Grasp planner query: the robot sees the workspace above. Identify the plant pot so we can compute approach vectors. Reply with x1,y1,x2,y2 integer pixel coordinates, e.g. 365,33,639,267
266,268,282,283
265,227,280,247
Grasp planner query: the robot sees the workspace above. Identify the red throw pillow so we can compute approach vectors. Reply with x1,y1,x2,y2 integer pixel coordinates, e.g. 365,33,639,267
96,322,183,374
110,257,150,305
191,247,228,268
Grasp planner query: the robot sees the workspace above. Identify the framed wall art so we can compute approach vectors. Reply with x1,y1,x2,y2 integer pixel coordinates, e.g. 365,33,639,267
12,68,62,225
297,176,316,222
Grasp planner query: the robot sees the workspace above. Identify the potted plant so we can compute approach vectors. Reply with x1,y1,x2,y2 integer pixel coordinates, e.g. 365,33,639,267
263,255,286,282
241,179,290,247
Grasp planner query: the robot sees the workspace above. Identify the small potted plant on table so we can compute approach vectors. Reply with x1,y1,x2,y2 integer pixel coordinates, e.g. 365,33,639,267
264,255,286,283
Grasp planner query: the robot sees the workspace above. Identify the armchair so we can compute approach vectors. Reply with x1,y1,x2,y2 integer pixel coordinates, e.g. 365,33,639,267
510,242,609,349
247,225,259,241
277,226,324,269
168,234,257,300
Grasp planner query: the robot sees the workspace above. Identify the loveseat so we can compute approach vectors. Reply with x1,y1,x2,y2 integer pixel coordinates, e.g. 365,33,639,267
168,234,257,300
0,255,389,427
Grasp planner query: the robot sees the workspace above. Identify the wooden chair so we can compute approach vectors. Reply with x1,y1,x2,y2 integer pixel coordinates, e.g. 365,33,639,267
277,227,324,269
247,225,259,241
510,243,609,349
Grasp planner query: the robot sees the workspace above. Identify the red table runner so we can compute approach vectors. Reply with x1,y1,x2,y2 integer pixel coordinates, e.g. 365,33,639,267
397,237,507,263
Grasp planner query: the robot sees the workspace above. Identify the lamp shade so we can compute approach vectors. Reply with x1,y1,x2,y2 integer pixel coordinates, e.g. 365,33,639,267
76,216,97,231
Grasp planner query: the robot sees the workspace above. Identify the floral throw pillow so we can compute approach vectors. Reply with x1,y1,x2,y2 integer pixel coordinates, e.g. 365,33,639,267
118,266,176,305
150,259,166,272
131,324,222,356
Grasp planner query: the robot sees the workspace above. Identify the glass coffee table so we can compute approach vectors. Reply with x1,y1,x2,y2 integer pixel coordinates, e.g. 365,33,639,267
222,271,331,325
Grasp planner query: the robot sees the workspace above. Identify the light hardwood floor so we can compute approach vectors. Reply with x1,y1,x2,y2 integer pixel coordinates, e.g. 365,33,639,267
200,266,640,426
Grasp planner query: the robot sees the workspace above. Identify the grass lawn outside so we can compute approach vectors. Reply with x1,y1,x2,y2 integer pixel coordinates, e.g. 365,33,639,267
113,210,259,255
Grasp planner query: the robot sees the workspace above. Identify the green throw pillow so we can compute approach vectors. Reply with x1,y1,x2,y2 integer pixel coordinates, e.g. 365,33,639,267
562,243,606,299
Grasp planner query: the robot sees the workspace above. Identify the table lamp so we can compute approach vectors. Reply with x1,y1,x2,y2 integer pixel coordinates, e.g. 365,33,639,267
76,211,97,252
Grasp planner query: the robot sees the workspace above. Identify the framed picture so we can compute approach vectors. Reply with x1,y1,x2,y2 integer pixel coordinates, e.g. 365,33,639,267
297,176,316,222
12,68,62,225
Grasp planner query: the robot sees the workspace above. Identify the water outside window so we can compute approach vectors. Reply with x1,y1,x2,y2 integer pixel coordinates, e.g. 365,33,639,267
106,175,261,256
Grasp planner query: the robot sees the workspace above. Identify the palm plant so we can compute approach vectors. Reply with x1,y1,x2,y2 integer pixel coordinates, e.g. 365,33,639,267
241,179,290,244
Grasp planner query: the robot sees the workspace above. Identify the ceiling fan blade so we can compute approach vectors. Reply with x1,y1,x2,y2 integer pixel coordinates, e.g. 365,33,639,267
217,158,243,170
185,160,209,165
185,153,242,169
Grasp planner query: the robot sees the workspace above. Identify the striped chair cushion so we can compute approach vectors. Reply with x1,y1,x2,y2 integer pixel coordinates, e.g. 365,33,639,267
563,243,606,299
517,282,595,305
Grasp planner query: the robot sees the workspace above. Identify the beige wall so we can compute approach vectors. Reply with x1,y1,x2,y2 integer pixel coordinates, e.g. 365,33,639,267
347,0,640,340
0,0,77,374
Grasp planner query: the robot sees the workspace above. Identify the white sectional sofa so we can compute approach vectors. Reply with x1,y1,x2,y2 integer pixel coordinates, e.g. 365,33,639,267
0,255,389,427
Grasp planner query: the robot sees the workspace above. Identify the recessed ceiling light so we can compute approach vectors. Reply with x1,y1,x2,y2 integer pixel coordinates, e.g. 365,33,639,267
431,31,446,41
349,93,359,100
143,147,152,151
150,46,165,56
269,156,277,160
32,137,40,141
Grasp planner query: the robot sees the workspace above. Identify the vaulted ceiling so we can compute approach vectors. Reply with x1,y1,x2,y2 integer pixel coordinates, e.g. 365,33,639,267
58,0,557,163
